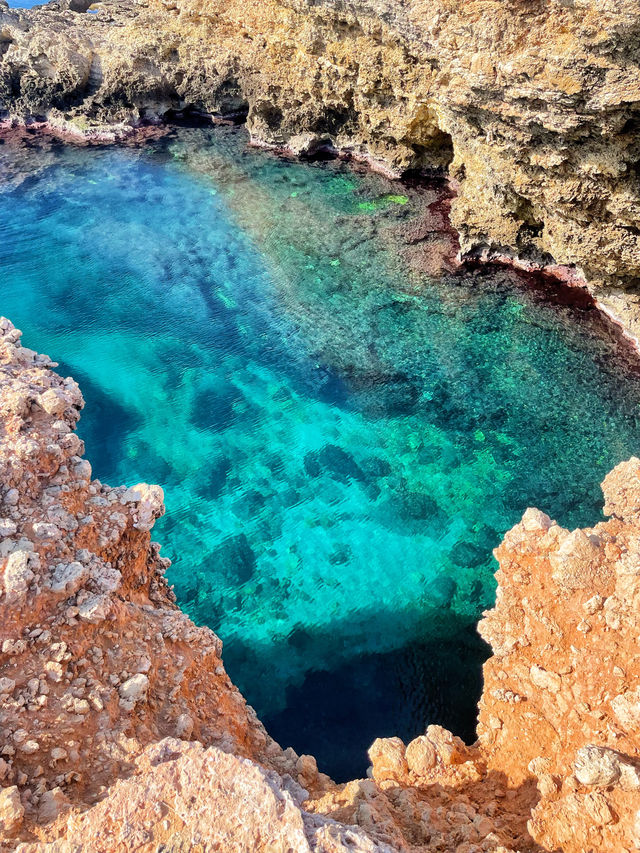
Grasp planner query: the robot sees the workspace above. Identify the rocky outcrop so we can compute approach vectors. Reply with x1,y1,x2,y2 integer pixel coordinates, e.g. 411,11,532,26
2,6,640,847
3,317,640,851
0,318,335,850
1,0,640,333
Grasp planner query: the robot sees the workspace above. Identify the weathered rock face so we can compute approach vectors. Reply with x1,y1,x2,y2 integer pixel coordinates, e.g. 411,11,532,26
476,462,640,852
0,318,337,850
2,318,640,852
1,0,640,332
2,6,640,847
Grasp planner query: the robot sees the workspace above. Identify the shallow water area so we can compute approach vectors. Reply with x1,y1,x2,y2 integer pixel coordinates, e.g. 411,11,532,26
2,124,640,780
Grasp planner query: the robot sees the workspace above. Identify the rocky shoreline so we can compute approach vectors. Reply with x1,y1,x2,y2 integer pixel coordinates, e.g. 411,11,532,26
2,320,640,852
2,0,640,334
2,0,640,849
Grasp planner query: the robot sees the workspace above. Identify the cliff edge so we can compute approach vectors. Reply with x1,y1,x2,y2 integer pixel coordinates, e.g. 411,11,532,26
1,0,640,334
1,313,640,853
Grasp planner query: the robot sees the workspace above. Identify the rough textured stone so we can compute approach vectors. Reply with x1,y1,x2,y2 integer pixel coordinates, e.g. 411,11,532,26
575,746,622,788
368,737,408,783
1,0,640,337
0,786,24,835
405,735,437,777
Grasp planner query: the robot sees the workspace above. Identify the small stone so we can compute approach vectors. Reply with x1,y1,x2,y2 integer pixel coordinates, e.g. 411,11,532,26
0,677,16,695
529,665,562,692
0,786,24,834
574,745,621,787
538,773,559,796
119,673,149,710
549,529,610,592
38,389,69,416
32,522,61,540
45,662,64,682
619,762,640,791
426,725,469,766
368,737,408,782
77,594,112,623
3,549,39,604
38,787,70,823
48,561,89,595
611,688,640,730
521,508,552,532
175,713,194,739
0,518,17,537
405,735,437,776
584,594,604,615
123,483,165,531
51,748,68,763
4,490,19,507
584,791,614,825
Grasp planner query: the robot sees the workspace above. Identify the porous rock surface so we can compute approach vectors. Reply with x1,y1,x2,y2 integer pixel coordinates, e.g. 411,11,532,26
2,314,640,852
1,0,640,333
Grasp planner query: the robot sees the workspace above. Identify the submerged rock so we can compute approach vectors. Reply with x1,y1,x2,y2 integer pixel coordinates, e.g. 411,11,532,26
210,532,257,584
305,444,366,484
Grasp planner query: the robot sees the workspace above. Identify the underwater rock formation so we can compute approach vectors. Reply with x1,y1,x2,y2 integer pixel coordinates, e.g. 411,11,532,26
1,0,640,332
3,318,640,852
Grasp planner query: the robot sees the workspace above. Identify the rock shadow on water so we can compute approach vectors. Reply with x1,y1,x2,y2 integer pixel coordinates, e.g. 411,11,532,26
261,621,491,783
67,366,142,476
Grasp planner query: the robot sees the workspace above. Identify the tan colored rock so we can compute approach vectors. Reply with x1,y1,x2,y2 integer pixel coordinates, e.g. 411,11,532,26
405,735,437,777
602,457,640,521
118,673,149,709
574,746,621,788
38,787,70,824
611,688,640,731
368,737,408,783
549,529,611,592
17,740,391,853
0,786,24,834
425,725,469,766
3,549,38,604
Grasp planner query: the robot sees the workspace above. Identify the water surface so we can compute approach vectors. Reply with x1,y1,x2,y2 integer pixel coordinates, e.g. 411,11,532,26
6,0,44,7
1,125,640,780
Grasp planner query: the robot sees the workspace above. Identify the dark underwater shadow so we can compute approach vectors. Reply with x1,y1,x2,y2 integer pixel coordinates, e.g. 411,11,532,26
57,363,143,481
223,611,491,783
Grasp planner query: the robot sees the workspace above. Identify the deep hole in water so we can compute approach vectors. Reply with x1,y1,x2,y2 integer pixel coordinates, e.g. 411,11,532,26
2,123,640,781
263,625,490,784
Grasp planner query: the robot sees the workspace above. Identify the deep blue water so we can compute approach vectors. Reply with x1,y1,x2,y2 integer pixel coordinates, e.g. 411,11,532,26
2,125,640,780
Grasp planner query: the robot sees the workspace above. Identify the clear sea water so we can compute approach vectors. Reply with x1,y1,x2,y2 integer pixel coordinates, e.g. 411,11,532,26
2,125,640,780
5,0,43,7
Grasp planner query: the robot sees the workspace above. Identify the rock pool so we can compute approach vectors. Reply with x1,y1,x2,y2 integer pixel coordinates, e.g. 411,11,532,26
2,124,640,780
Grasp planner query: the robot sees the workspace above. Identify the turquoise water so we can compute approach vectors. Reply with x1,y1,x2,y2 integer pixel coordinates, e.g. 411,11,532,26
2,125,640,779
6,0,43,7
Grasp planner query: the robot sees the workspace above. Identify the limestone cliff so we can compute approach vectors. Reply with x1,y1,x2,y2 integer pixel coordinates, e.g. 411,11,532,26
2,318,640,852
2,1,640,848
1,0,640,332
